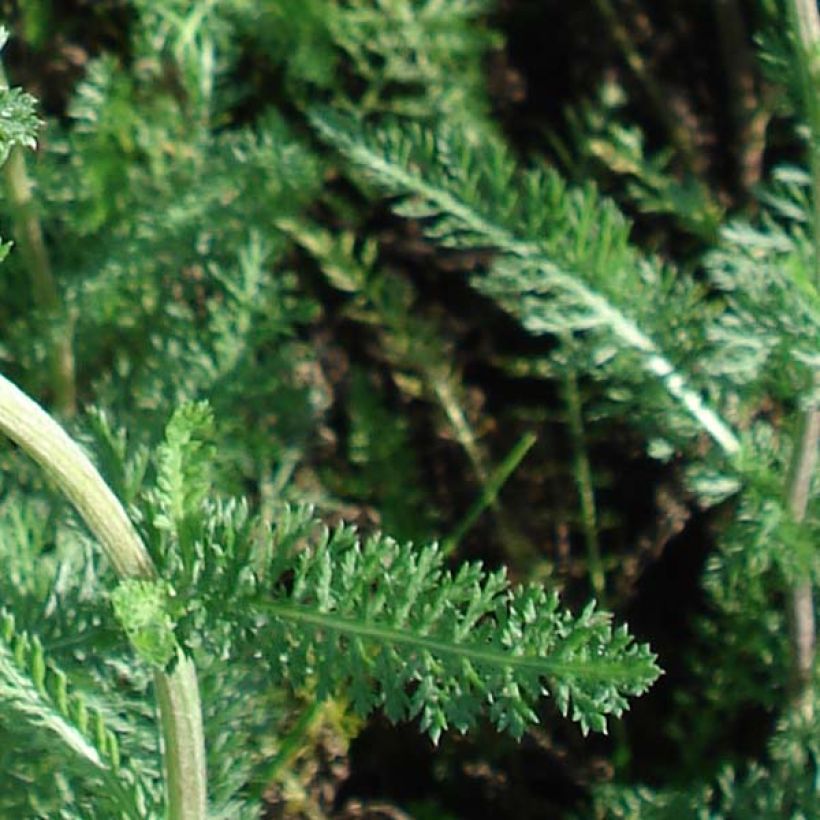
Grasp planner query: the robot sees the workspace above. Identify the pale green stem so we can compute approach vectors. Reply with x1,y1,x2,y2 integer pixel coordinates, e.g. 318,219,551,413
252,698,323,796
0,375,153,579
155,655,208,820
785,0,820,718
431,370,489,483
0,373,207,817
788,0,820,291
785,397,819,717
431,372,538,565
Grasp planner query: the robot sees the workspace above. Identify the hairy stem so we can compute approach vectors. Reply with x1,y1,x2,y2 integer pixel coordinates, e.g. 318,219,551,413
786,399,819,716
786,0,820,717
0,373,207,817
0,375,154,579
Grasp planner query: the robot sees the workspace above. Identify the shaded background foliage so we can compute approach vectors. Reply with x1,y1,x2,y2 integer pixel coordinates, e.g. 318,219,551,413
0,0,814,817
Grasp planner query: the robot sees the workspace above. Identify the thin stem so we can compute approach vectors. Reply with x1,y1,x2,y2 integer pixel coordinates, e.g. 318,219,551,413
785,389,819,717
787,522,817,712
431,370,489,483
789,0,820,292
415,351,537,564
0,373,207,817
785,0,820,717
0,64,76,415
2,147,77,415
561,366,633,771
443,431,537,557
562,369,605,600
252,698,324,796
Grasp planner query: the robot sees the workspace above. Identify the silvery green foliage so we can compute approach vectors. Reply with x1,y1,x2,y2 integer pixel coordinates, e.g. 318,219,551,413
308,110,671,337
309,109,740,455
2,2,812,815
0,481,162,817
232,0,496,117
10,49,325,488
54,400,656,813
325,0,497,115
0,607,156,817
0,84,39,165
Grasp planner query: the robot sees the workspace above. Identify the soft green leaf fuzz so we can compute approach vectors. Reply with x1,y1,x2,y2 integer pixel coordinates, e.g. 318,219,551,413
3,3,812,816
151,401,217,578
0,86,39,162
0,610,108,770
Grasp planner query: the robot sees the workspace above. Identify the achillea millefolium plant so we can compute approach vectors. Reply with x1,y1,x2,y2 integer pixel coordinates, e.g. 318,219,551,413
0,0,816,817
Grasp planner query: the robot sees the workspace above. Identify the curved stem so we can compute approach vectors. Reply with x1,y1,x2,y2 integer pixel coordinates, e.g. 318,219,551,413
0,373,207,817
0,374,154,579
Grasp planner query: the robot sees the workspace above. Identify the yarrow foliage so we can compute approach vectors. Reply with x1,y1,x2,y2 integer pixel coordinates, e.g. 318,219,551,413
0,1,815,816
308,108,742,456
253,510,660,741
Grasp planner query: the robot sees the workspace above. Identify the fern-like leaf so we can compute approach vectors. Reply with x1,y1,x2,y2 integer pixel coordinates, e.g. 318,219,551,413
250,511,660,742
309,109,741,456
151,401,216,576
